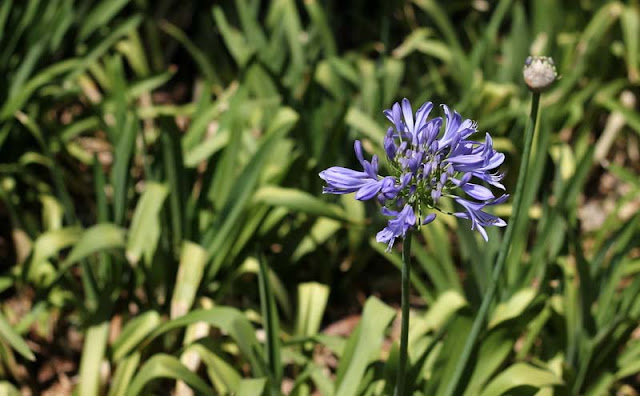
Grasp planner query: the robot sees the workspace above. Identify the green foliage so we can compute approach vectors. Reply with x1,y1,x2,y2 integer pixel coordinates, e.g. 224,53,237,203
0,0,639,394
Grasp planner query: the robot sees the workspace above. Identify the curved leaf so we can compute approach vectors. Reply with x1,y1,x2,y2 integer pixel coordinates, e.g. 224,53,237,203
488,288,537,329
143,308,265,377
112,311,161,362
61,223,125,268
126,182,168,265
479,363,563,396
335,296,396,396
127,354,213,395
0,312,35,361
253,186,357,223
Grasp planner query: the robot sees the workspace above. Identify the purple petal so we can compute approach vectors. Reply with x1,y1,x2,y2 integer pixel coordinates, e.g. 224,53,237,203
354,140,364,164
355,180,383,200
414,102,433,131
401,98,414,133
461,182,495,201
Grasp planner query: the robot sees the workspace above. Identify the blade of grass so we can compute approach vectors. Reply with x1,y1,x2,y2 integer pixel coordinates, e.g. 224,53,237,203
258,255,282,394
335,297,396,396
77,320,109,396
125,182,168,265
108,353,141,396
77,0,129,41
127,354,214,395
111,114,138,226
0,312,35,361
170,242,207,319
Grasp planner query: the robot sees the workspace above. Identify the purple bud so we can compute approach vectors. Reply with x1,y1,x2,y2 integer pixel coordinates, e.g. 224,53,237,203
398,141,408,154
380,176,399,200
354,140,364,164
384,128,397,159
440,172,448,185
459,172,472,186
408,152,423,174
447,165,455,176
399,173,412,189
431,189,441,202
423,162,433,177
422,213,436,225
371,155,379,174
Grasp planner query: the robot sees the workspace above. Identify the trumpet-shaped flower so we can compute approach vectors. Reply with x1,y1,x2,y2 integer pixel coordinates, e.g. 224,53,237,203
320,98,508,250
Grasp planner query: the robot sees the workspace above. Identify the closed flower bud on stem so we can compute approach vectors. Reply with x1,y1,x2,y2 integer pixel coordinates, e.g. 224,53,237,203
523,56,557,92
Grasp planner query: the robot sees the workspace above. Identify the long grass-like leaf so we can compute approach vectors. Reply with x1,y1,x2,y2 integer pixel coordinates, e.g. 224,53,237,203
334,297,395,396
125,182,168,265
170,242,207,319
258,256,282,394
108,353,141,396
295,282,329,337
77,320,109,396
127,354,214,395
143,308,266,377
0,312,35,361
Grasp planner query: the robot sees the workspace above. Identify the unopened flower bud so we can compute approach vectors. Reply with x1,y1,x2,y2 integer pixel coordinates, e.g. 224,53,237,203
523,56,557,92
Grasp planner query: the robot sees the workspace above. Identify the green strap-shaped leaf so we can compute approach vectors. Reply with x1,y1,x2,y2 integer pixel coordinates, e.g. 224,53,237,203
1,59,79,120
58,223,125,275
335,297,396,396
78,320,109,396
236,378,267,396
408,290,467,345
295,282,329,337
204,107,299,279
620,5,639,83
108,353,141,396
144,308,265,377
253,186,358,223
0,311,35,361
170,242,207,319
187,343,241,394
258,257,282,391
239,257,292,320
462,328,516,396
76,0,130,41
111,113,138,226
488,288,537,329
479,363,563,396
127,354,213,395
212,7,255,68
292,218,341,262
125,182,168,265
29,226,82,268
69,15,143,80
111,311,161,362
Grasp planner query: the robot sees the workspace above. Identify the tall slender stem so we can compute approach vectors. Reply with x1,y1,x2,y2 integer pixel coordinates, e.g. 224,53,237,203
395,231,413,396
442,93,541,396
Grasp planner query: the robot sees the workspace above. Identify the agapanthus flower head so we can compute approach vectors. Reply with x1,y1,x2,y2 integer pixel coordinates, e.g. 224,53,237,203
319,98,508,250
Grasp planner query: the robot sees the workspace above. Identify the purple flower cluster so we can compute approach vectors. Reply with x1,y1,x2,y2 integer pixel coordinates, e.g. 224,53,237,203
319,99,508,250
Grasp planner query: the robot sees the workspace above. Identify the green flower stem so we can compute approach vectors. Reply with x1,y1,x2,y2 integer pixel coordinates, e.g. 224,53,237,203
442,92,541,396
395,231,413,396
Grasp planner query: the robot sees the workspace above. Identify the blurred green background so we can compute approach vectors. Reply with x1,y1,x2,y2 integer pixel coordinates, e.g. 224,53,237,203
0,0,639,395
